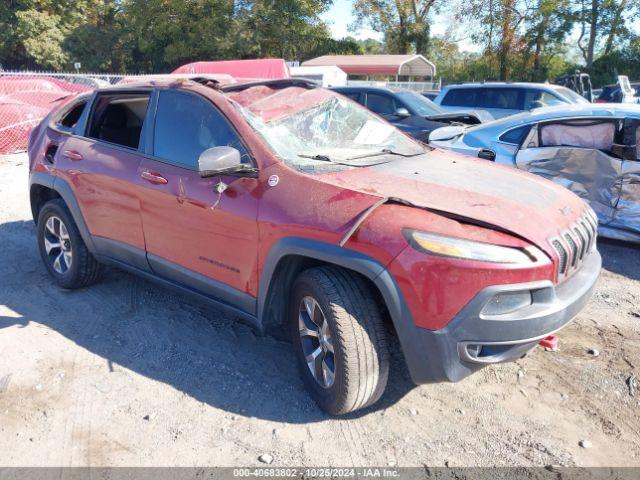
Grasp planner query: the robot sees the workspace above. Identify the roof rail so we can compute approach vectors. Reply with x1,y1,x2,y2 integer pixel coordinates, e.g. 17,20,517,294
222,78,317,93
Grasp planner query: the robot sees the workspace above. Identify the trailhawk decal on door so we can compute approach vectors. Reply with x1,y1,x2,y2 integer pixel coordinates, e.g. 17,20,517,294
198,256,240,274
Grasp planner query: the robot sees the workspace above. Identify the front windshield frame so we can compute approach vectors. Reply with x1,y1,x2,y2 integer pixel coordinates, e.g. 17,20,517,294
231,89,425,173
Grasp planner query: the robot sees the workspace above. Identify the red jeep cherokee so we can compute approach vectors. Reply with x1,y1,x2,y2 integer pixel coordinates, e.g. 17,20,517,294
28,78,601,414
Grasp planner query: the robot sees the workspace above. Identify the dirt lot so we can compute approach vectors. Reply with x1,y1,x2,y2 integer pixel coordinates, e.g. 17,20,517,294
0,153,639,468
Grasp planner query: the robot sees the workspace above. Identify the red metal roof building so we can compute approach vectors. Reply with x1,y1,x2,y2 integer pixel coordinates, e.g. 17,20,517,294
301,55,436,79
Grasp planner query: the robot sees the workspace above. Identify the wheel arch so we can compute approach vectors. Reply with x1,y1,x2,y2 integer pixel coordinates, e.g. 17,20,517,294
29,172,97,254
258,238,404,336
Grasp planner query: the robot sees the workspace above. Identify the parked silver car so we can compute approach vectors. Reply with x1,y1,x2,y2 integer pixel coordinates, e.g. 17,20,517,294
433,82,590,119
429,103,640,242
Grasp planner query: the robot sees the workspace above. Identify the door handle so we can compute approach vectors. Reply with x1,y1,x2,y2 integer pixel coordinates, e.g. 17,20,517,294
141,170,168,185
62,150,83,161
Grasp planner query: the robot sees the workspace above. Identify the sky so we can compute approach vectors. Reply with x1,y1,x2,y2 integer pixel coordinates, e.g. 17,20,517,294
320,0,480,52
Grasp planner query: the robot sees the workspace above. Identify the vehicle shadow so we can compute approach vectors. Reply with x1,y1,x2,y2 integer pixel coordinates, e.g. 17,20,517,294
0,220,416,423
598,237,640,281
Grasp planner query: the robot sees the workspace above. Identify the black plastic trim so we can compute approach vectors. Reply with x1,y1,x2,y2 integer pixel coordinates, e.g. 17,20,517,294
29,172,97,254
92,236,151,273
256,238,431,382
147,253,257,316
97,254,258,328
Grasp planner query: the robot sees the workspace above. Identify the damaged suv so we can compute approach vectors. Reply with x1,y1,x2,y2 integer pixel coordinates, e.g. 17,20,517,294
28,78,601,414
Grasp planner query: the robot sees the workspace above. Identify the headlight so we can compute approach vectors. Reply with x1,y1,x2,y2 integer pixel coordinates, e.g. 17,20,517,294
403,230,535,264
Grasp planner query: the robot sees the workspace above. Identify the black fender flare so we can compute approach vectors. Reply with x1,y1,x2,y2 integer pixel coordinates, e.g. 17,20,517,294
256,238,427,383
29,172,97,254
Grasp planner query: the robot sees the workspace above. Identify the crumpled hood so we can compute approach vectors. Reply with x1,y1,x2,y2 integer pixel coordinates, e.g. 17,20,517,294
323,149,589,257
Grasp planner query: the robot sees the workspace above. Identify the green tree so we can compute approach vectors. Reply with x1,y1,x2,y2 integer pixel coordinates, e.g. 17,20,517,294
575,0,640,70
13,9,68,69
352,0,438,54
356,37,386,54
239,0,333,60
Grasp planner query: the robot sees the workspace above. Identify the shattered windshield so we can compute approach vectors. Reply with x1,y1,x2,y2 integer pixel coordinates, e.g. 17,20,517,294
232,88,424,173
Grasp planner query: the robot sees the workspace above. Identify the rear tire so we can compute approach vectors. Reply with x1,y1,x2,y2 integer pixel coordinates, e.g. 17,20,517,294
290,266,389,415
37,199,103,289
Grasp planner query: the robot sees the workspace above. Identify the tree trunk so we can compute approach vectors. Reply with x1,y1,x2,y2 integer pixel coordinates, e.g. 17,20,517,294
533,14,549,81
604,0,626,54
586,0,598,69
498,0,515,80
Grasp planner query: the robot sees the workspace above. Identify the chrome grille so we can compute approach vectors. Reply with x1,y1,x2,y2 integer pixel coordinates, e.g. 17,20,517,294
549,209,598,281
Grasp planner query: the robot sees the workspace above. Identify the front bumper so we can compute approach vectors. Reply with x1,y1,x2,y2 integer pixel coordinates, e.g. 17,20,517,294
400,250,601,384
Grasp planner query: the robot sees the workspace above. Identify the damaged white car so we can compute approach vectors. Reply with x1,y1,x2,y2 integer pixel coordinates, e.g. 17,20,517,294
429,104,640,242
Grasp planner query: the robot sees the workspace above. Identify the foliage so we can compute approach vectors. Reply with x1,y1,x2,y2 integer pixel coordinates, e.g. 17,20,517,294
0,0,639,86
352,0,437,54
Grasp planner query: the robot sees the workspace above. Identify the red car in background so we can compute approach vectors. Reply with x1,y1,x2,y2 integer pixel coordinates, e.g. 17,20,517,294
28,78,600,414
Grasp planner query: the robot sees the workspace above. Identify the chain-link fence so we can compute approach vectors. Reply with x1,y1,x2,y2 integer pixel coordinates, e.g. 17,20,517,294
0,71,138,155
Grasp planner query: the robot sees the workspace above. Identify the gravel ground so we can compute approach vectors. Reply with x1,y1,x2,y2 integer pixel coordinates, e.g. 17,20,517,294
0,153,639,467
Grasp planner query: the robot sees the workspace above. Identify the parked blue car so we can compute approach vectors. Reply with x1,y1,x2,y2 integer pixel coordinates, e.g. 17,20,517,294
433,82,589,119
429,103,640,242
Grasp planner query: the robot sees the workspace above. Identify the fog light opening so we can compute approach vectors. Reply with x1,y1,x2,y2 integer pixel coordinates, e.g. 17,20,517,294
481,291,532,316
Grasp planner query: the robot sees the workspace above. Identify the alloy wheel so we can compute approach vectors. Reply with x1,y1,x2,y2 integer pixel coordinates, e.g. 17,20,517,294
298,296,336,388
43,216,73,274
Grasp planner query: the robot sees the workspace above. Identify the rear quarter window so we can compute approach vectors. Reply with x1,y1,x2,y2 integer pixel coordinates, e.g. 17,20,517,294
55,99,88,132
498,125,531,145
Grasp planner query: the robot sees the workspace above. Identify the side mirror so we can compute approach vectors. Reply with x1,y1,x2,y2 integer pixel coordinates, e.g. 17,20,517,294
478,148,496,161
394,107,411,117
198,146,256,178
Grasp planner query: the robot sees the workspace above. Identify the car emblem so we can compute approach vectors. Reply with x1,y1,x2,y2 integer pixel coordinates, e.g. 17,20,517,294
268,175,279,187
559,206,573,216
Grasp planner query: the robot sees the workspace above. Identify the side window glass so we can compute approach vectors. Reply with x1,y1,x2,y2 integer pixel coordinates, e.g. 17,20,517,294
441,88,475,107
343,92,362,103
541,92,566,107
498,125,531,145
88,94,150,149
366,93,395,115
480,88,524,110
153,90,248,169
524,90,565,109
540,120,616,151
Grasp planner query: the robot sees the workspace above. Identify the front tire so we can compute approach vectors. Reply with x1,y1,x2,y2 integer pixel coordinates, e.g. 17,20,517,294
37,199,103,289
290,266,389,415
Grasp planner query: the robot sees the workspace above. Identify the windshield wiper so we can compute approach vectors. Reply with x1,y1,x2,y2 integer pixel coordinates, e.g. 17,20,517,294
346,149,422,161
297,152,403,168
298,153,332,162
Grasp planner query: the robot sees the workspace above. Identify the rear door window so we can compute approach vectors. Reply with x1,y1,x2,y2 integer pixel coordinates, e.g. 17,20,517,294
479,88,524,110
152,90,249,169
87,93,151,149
366,93,396,115
440,88,476,107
